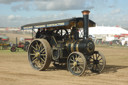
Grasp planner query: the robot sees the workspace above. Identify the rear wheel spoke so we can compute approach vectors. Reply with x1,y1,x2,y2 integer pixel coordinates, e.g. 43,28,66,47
30,53,35,56
33,49,36,53
36,41,40,49
31,45,37,50
98,58,102,61
32,57,38,63
40,57,45,62
71,66,75,71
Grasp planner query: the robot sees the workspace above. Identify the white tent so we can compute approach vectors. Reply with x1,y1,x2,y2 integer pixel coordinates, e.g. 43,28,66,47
89,26,128,35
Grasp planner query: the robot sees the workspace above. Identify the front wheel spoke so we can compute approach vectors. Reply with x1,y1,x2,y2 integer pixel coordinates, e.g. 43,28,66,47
96,55,99,60
97,64,102,70
99,63,104,67
99,61,103,64
93,55,95,60
98,58,102,61
95,64,100,71
95,54,98,58
88,64,93,68
92,64,96,70
90,57,93,59
96,54,100,60
97,64,103,71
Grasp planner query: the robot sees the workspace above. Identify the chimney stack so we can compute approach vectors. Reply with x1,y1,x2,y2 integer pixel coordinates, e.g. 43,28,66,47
82,10,90,39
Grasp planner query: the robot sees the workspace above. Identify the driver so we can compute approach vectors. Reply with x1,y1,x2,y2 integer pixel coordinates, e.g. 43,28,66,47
70,27,79,40
35,28,41,38
41,28,46,34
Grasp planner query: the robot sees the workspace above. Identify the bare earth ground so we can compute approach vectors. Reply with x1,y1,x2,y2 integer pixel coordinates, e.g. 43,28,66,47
0,33,128,85
0,46,128,85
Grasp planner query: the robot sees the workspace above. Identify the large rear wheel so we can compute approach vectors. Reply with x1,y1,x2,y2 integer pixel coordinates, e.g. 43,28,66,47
28,39,52,71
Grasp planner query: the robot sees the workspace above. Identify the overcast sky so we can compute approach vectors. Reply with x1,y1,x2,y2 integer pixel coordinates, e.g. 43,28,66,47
0,0,128,29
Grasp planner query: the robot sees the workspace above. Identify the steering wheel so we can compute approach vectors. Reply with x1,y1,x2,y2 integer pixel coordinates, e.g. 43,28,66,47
55,28,69,38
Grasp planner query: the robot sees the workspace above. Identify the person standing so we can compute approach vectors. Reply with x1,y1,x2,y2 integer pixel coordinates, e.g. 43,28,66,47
36,28,41,38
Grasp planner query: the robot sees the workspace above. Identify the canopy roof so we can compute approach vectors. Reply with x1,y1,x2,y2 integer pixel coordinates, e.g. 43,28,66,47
21,17,95,30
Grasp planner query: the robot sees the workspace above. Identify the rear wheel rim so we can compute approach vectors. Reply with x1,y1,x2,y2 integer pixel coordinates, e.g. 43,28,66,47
28,39,51,71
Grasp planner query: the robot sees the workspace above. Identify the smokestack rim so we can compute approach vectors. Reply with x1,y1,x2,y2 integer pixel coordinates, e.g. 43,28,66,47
82,10,90,15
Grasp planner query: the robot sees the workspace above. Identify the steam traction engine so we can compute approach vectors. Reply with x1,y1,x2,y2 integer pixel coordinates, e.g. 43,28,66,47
21,10,106,76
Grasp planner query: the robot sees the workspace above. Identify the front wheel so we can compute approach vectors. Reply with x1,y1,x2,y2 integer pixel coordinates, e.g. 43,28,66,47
88,51,106,73
67,52,87,76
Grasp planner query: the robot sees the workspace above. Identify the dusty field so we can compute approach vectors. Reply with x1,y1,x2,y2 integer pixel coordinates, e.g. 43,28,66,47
0,46,128,85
